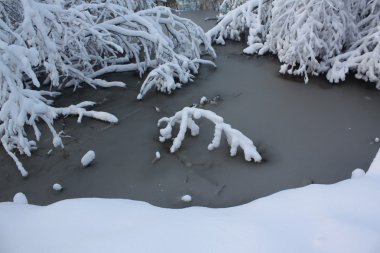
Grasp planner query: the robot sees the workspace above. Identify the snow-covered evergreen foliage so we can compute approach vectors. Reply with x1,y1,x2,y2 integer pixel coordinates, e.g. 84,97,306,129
0,0,215,176
158,107,262,162
219,0,248,16
209,0,380,85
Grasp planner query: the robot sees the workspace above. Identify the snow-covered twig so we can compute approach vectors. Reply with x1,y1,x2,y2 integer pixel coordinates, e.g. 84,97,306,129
158,107,262,162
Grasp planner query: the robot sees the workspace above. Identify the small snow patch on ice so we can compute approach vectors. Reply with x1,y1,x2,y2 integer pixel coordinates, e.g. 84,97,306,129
13,193,28,204
375,137,379,143
53,183,63,191
351,168,365,179
200,96,208,105
181,195,192,202
81,150,95,167
155,151,161,159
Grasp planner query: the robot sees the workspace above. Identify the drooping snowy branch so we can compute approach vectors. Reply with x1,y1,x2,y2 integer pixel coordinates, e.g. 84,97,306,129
209,0,379,85
158,107,262,162
0,0,215,176
137,59,216,100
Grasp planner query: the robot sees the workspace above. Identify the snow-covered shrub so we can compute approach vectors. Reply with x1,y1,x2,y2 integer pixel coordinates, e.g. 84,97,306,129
0,0,215,176
328,0,380,87
158,107,262,162
209,0,379,85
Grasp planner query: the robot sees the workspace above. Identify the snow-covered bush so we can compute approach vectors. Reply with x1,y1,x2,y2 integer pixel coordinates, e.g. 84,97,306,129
209,0,380,85
0,0,215,176
158,107,262,162
219,0,248,16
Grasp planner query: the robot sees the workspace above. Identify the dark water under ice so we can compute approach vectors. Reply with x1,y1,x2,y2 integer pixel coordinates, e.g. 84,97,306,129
1,11,380,208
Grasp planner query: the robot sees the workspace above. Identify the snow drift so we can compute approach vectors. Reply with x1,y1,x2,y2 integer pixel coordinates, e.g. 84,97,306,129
1,148,380,253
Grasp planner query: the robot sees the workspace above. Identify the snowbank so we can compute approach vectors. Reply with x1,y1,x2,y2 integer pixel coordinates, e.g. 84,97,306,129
1,150,380,253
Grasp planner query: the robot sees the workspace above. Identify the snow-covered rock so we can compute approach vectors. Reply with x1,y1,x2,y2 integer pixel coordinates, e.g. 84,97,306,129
155,151,161,160
181,195,192,202
351,168,366,179
375,137,379,143
200,96,209,105
158,107,262,162
12,193,28,204
52,183,63,191
81,151,96,167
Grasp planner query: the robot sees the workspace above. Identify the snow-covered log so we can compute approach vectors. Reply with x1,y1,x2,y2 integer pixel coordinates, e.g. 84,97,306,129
0,0,215,176
209,0,379,85
158,107,262,162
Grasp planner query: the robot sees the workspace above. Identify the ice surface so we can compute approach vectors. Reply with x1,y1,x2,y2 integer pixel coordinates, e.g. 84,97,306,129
181,195,192,202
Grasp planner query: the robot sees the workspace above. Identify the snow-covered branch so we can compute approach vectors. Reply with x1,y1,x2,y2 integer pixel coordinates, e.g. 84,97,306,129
0,0,215,176
158,107,262,162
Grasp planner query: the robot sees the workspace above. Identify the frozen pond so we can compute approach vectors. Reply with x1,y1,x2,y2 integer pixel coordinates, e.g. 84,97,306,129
1,11,380,207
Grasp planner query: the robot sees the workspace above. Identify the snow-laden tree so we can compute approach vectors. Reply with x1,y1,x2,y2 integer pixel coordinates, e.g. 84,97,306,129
0,0,215,176
208,0,379,84
328,0,380,87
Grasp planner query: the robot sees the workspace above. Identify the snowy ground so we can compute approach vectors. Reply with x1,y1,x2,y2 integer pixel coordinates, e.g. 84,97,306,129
1,151,380,253
1,11,380,208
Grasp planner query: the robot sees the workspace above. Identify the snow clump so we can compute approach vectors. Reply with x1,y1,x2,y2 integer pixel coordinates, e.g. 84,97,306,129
13,193,28,204
52,184,63,191
81,150,96,167
181,195,192,202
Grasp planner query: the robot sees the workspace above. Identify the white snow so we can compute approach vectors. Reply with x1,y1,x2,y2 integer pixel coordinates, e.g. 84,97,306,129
375,137,379,143
351,168,365,179
200,96,208,105
158,107,262,162
1,149,380,252
181,195,192,202
52,183,63,191
12,193,28,204
155,151,161,159
81,150,96,167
